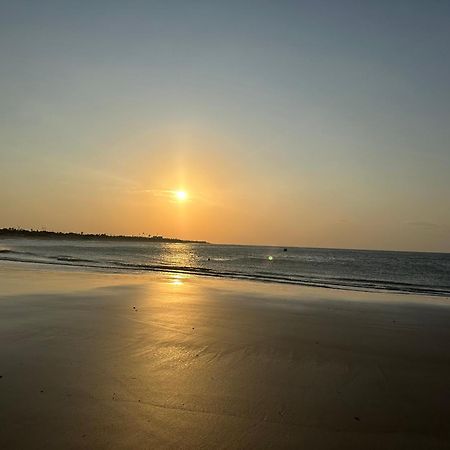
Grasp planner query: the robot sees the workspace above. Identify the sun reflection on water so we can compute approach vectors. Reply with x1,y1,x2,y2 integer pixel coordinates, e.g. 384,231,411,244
159,243,196,268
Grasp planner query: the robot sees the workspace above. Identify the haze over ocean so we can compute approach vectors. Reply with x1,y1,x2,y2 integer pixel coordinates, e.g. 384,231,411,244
1,1,449,251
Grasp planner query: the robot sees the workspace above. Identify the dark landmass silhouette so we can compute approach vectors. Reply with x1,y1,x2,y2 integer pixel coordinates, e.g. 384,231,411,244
0,228,208,244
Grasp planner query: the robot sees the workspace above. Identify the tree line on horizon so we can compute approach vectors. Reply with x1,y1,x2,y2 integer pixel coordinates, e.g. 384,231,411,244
0,228,208,244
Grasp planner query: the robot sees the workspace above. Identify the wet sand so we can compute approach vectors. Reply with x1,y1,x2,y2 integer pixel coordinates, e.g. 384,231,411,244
1,262,450,449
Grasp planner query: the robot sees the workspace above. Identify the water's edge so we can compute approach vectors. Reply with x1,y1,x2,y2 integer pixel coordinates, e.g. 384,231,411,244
1,251,449,297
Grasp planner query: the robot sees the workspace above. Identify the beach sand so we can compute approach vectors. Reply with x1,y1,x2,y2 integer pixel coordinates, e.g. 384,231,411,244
1,262,449,449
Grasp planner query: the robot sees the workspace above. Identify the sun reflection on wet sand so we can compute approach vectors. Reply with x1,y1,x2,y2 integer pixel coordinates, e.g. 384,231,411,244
2,264,450,448
169,273,191,286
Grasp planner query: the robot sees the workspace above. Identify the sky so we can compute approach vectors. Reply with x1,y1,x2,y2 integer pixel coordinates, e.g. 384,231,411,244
1,0,449,251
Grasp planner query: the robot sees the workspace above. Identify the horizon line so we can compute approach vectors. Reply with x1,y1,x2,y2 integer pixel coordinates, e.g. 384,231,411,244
1,226,449,255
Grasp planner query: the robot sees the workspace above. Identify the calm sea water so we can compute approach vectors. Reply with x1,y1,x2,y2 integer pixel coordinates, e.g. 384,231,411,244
1,238,449,296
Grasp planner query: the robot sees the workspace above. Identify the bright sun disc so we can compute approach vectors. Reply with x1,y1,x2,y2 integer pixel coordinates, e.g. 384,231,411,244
175,190,187,201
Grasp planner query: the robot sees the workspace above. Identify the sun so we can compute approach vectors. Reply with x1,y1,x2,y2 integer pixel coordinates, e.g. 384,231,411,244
175,190,188,201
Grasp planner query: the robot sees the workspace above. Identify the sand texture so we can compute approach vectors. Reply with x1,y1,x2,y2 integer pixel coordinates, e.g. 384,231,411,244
1,263,450,449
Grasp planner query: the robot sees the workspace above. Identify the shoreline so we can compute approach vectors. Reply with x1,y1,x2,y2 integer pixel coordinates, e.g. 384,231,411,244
1,258,449,299
1,262,450,449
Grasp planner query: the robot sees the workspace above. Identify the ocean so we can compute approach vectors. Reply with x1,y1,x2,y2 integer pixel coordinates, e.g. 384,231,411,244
1,238,449,297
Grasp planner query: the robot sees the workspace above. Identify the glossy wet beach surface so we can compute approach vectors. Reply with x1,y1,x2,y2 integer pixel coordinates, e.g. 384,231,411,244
1,262,450,449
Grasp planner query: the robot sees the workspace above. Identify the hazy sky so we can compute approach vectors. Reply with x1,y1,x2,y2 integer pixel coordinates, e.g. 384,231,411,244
1,0,449,251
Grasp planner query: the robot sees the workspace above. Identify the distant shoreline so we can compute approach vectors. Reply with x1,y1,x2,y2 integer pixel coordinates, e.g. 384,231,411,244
0,228,208,244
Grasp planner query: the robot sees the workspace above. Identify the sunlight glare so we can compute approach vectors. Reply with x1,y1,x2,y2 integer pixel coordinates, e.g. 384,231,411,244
175,190,188,202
